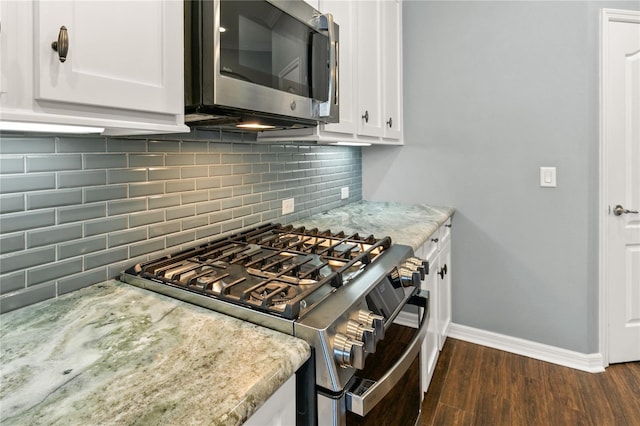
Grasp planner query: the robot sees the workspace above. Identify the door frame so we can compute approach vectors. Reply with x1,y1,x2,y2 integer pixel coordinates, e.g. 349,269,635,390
598,8,640,368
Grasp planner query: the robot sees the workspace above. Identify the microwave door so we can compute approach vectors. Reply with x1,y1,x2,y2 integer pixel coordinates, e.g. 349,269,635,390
310,13,338,122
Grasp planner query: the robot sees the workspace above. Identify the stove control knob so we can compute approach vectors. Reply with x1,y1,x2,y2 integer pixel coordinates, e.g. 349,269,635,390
406,257,429,276
334,332,365,369
358,310,385,341
399,267,421,288
346,320,376,353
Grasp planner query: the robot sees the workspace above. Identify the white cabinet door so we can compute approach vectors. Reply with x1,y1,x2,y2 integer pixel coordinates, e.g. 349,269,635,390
0,1,5,95
418,219,453,395
381,0,402,141
304,0,320,9
320,0,357,136
356,0,384,138
0,0,187,135
437,222,452,350
419,241,440,394
35,0,182,114
244,375,296,426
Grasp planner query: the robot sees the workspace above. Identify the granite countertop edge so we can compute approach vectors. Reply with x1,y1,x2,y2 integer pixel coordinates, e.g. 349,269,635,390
293,200,455,251
0,280,311,426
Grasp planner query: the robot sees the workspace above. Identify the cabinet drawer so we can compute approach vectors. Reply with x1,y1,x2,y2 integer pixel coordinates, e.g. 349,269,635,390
422,235,439,263
439,219,452,246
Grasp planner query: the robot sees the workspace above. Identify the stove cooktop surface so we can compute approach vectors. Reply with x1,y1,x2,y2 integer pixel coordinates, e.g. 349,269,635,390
123,223,391,320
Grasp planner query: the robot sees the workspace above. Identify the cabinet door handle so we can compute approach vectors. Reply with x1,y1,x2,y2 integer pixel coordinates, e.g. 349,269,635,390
362,110,369,123
445,224,452,228
431,238,439,243
51,26,69,63
386,117,393,128
438,264,448,279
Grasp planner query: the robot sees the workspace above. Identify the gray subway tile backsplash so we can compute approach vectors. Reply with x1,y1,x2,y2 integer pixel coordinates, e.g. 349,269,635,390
0,270,26,295
0,133,361,313
0,282,56,313
57,136,107,153
0,233,25,254
0,173,56,193
26,258,83,287
1,210,56,234
26,154,83,172
58,204,106,224
58,170,107,188
0,137,55,154
27,189,83,210
0,246,56,275
58,236,107,260
84,185,128,203
0,194,25,214
0,157,25,174
27,223,83,249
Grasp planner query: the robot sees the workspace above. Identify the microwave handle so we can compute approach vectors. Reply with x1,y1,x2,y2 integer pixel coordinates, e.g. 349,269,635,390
317,13,337,117
345,290,430,417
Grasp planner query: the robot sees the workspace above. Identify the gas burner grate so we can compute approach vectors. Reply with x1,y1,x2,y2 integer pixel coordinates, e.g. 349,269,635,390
125,223,391,319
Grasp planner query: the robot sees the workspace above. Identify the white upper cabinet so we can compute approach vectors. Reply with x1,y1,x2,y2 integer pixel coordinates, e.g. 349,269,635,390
0,0,188,135
381,0,402,140
258,0,403,145
303,0,320,9
356,1,384,138
320,0,357,136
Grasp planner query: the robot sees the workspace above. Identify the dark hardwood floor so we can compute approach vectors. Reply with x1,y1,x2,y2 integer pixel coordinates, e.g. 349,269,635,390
420,338,640,426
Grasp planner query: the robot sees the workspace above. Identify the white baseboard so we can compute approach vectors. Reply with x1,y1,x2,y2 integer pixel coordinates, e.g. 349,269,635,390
449,323,605,373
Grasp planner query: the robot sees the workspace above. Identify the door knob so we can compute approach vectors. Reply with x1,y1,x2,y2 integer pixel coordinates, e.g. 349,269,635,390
51,26,69,63
613,204,639,216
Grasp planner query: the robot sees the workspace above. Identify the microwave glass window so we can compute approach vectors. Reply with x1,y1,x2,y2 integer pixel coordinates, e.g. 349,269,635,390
220,1,329,102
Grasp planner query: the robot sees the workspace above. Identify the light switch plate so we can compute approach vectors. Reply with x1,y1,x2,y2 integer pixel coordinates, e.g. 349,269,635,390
282,198,295,215
341,187,349,200
540,167,557,187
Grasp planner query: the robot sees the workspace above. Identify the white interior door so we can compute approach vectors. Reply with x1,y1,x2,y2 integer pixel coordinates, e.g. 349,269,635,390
601,9,640,364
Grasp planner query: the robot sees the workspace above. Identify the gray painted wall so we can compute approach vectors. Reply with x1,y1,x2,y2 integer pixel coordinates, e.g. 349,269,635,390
363,0,639,353
0,130,361,313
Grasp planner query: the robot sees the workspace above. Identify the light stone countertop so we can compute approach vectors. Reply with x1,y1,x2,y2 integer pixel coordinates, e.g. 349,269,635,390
294,201,454,251
0,280,310,426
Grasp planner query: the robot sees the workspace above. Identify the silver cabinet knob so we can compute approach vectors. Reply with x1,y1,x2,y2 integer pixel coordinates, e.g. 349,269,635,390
613,205,639,216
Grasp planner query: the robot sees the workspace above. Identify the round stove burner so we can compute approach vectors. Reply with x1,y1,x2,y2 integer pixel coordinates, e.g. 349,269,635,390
250,283,300,305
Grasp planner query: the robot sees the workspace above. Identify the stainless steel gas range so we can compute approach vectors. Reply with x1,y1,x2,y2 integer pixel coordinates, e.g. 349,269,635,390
120,223,429,425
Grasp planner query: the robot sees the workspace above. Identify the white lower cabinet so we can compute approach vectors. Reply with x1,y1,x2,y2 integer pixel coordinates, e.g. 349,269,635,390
244,375,296,426
0,0,188,135
436,221,452,350
418,218,452,394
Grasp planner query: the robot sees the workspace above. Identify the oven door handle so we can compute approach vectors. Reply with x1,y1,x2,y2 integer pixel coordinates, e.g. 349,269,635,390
345,290,429,417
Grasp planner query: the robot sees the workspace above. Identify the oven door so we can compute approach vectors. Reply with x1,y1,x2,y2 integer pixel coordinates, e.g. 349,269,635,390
312,290,428,426
344,291,428,425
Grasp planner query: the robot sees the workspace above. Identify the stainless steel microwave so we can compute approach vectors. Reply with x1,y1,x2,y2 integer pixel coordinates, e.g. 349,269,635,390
185,0,339,131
